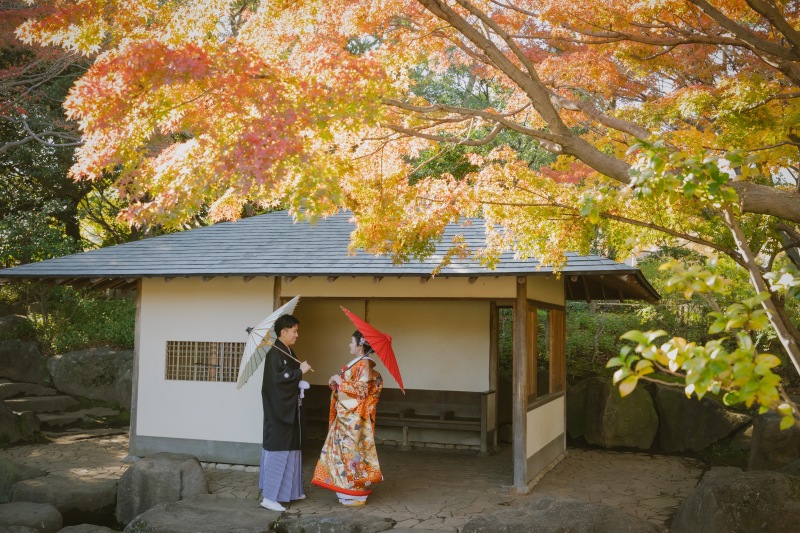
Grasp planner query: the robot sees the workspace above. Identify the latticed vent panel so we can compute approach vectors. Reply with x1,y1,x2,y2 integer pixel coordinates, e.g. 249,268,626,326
165,341,245,382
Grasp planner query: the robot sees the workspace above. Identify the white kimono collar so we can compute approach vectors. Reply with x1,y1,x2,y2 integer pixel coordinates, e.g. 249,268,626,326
342,354,375,372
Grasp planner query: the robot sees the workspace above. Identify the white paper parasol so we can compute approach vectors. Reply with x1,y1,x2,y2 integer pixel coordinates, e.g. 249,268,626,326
236,295,300,389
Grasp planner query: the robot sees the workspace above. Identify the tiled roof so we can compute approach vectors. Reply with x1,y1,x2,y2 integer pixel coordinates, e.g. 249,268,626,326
0,211,659,301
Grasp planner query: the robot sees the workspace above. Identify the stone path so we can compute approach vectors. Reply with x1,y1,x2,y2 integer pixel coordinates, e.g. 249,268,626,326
1,430,707,531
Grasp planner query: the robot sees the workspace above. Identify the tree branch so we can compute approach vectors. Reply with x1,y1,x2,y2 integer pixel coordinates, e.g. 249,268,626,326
384,98,568,152
731,181,800,224
744,0,800,51
688,0,800,61
417,0,568,133
549,93,651,139
469,190,744,265
386,121,504,147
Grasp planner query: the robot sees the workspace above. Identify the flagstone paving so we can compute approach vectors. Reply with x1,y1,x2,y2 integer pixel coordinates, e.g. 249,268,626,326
1,429,707,531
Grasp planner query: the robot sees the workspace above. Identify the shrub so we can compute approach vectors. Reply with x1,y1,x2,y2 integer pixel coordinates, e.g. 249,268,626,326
4,282,134,356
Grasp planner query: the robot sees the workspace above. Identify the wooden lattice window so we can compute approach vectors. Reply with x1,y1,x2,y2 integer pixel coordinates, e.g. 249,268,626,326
165,341,245,382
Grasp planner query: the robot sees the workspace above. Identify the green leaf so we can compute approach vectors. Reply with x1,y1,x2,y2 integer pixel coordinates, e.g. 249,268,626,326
646,330,669,342
743,292,770,309
620,330,648,344
755,353,781,369
618,376,639,397
708,321,726,334
780,415,796,431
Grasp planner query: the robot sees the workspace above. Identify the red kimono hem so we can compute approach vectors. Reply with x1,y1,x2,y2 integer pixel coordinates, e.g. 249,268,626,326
311,478,373,496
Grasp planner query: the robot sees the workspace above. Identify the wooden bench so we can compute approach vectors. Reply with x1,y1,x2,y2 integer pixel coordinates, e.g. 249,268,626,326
303,385,495,453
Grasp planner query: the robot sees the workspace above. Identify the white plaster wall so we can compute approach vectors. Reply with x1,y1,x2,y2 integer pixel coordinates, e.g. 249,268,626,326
135,274,555,445
526,396,565,457
136,277,275,444
370,300,489,391
292,299,367,385
293,299,490,391
527,275,564,306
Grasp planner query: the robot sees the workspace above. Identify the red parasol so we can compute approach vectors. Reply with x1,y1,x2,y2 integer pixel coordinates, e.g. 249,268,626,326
341,307,405,393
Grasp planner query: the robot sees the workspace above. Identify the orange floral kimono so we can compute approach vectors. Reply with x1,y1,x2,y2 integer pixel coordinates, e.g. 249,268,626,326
312,356,383,497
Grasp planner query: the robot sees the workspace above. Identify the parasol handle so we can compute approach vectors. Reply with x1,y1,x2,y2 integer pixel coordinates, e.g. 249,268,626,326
286,353,314,372
271,342,314,372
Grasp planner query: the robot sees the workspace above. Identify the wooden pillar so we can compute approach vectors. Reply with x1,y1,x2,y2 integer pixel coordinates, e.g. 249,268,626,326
127,279,142,459
526,309,537,398
513,276,528,490
489,302,498,397
273,276,282,309
549,309,567,393
489,301,499,451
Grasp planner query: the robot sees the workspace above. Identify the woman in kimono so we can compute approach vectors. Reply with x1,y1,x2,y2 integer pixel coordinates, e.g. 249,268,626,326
311,330,383,506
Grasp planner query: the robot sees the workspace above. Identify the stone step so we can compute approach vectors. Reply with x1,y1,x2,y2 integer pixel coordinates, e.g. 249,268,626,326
37,412,84,429
0,381,58,400
4,394,80,413
38,407,121,430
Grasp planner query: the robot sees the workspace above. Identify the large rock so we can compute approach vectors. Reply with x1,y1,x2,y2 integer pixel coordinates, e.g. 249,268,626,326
0,340,48,385
0,459,46,503
48,347,133,407
123,494,276,533
0,501,62,533
583,377,658,450
275,513,396,533
778,458,800,476
114,368,132,411
0,402,41,446
671,467,800,533
11,475,118,527
0,302,26,316
749,411,800,470
461,495,662,533
115,452,208,525
0,382,58,401
58,526,120,533
730,424,753,452
0,315,35,341
651,384,751,452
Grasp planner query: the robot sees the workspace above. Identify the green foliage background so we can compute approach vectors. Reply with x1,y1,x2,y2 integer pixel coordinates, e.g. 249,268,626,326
1,283,134,355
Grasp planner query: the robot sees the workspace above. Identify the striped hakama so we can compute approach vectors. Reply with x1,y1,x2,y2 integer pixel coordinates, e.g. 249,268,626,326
259,449,304,502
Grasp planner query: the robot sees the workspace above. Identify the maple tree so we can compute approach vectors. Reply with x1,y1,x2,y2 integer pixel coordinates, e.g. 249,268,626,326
14,1,800,423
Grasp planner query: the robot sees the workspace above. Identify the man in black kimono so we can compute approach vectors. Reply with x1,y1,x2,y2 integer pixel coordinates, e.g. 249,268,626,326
259,313,311,511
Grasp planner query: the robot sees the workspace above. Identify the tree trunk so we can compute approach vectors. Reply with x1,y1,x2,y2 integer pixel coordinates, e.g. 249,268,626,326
722,208,800,377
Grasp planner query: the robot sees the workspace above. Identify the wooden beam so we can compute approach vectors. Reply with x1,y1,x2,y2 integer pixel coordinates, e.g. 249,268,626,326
513,276,528,490
581,275,592,303
273,276,282,310
327,276,338,283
